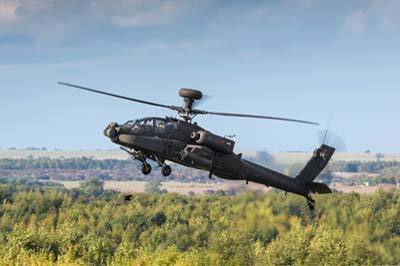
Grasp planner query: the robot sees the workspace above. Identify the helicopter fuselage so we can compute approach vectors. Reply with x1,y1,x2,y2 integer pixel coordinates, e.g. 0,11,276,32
104,116,334,200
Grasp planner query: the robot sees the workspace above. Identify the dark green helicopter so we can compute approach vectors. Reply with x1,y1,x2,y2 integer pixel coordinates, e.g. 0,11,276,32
59,82,335,210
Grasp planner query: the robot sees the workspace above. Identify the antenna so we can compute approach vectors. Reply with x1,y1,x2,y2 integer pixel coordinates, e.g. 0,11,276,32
322,115,332,145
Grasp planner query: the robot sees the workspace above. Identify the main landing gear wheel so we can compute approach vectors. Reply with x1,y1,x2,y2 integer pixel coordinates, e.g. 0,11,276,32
161,165,172,177
141,164,152,175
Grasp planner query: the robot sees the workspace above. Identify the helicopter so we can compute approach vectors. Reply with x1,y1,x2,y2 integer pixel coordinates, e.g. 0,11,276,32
59,82,335,210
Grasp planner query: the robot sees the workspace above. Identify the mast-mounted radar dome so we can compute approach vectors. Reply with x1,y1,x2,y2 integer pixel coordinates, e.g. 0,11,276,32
179,88,203,100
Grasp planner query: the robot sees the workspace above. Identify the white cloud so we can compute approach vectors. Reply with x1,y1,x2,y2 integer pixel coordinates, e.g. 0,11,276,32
300,0,318,8
0,0,201,29
0,0,20,25
112,3,181,27
344,10,367,33
370,0,400,28
343,1,400,33
21,0,54,12
0,0,54,25
89,0,205,28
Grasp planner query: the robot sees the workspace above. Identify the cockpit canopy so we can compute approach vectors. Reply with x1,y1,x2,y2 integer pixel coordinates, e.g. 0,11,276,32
121,117,203,140
124,117,170,131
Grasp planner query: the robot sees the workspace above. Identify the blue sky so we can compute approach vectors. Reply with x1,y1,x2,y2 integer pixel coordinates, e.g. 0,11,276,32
0,0,399,152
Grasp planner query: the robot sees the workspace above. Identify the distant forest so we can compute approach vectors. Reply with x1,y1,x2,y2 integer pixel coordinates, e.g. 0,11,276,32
0,184,399,265
0,157,211,182
2,157,400,172
1,157,400,185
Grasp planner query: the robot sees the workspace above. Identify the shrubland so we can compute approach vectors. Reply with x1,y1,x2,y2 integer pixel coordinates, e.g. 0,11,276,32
0,184,399,265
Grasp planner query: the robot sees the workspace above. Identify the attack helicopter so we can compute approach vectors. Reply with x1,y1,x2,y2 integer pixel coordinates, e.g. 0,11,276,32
59,82,335,210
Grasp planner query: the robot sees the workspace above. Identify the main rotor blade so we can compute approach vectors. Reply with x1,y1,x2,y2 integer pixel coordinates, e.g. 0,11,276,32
58,82,176,110
194,110,319,125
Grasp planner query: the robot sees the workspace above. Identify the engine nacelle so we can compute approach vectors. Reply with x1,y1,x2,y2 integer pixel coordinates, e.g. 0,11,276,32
191,130,235,154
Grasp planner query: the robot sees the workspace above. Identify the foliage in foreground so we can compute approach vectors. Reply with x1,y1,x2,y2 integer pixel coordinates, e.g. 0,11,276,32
0,185,399,265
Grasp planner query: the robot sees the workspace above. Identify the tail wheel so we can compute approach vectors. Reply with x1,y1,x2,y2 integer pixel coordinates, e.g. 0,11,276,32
306,196,315,212
141,164,152,175
161,165,172,177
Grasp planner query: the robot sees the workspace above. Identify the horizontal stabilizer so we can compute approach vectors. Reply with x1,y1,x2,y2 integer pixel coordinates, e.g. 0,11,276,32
308,182,332,194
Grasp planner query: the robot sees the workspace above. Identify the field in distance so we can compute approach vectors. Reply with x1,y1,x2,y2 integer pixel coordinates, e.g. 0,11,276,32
59,180,269,195
58,180,398,195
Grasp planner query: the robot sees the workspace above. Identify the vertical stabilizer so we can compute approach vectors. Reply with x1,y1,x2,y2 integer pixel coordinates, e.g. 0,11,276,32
295,144,335,186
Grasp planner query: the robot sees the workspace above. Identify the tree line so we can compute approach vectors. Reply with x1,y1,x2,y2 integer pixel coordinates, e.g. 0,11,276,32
2,157,400,185
0,157,131,170
329,160,400,173
0,157,216,182
2,157,400,173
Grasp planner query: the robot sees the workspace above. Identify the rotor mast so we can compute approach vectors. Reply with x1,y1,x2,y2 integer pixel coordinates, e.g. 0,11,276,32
178,88,203,122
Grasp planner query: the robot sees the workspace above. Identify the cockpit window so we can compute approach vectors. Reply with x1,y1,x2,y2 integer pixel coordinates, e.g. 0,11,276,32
127,118,170,133
145,119,153,127
155,119,165,128
125,120,137,127
128,118,154,131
